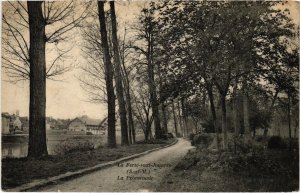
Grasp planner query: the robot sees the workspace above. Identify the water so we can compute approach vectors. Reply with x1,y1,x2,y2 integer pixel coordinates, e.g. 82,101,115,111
2,131,145,158
1,131,107,158
2,142,28,158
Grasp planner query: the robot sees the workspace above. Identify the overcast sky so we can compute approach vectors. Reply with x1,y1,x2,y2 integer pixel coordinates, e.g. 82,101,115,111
1,1,299,120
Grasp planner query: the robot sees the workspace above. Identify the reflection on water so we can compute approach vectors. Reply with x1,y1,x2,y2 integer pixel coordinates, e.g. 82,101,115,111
2,132,144,158
2,142,28,158
1,134,102,158
1,139,66,158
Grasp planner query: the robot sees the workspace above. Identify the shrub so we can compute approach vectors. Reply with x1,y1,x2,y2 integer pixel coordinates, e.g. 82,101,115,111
167,133,175,138
191,133,214,147
189,133,196,140
53,140,95,155
200,119,215,133
268,136,286,149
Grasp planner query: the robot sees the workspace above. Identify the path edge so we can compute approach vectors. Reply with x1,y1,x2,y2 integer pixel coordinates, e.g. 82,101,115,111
4,138,179,192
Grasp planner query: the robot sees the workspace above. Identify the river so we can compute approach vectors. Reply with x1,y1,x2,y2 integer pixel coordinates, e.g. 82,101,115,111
2,130,144,158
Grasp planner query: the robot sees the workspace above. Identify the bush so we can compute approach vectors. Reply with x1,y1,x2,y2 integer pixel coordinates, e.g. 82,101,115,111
189,133,196,140
53,140,95,155
167,133,175,138
191,133,214,147
200,119,215,133
268,136,286,149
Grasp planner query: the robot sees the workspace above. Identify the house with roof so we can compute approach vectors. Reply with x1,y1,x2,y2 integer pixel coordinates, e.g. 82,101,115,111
68,115,106,135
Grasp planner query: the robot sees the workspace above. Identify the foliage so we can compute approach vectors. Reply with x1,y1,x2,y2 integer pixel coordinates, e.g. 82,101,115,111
267,136,287,149
189,133,196,141
191,133,214,147
2,1,90,82
201,118,216,133
53,140,95,155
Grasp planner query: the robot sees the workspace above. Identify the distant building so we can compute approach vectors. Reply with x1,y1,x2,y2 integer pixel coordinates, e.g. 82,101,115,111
2,113,11,134
68,115,106,135
13,116,22,130
20,117,29,132
2,111,23,134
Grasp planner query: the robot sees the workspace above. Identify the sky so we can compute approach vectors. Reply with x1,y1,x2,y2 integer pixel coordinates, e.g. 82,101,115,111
1,1,299,120
1,1,145,120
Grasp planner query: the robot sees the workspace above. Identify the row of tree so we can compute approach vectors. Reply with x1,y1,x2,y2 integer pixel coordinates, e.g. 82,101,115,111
149,1,299,150
2,1,173,157
80,2,176,146
2,1,299,158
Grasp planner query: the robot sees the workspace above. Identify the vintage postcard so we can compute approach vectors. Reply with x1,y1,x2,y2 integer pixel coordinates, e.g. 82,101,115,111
1,0,299,192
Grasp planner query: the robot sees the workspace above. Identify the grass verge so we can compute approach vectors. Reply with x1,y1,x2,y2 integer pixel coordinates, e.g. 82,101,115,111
157,136,298,192
2,138,175,190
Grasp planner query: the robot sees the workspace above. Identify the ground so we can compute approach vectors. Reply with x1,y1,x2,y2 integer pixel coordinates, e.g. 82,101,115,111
34,138,192,192
1,138,175,190
157,137,299,192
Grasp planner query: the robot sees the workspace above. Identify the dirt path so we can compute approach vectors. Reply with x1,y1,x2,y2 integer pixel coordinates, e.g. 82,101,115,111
36,138,193,192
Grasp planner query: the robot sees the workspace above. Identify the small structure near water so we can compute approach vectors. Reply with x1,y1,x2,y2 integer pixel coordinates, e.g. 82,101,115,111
68,115,107,135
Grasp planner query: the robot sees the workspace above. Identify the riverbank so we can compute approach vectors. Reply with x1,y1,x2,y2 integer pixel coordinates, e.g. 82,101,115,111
157,136,299,192
2,131,145,158
2,138,176,190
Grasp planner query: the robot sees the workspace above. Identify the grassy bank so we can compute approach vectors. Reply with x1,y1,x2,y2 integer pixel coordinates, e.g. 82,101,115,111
2,138,175,190
157,135,299,192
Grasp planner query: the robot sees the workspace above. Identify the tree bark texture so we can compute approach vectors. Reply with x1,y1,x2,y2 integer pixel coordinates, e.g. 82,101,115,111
27,1,48,158
125,82,135,143
97,1,116,147
232,80,239,136
177,99,184,137
181,98,188,137
207,85,219,150
288,93,292,150
109,2,129,145
220,94,228,150
171,99,179,137
161,103,168,133
146,29,163,139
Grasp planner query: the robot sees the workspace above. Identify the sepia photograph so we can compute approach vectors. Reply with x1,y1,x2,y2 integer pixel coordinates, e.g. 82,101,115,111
1,0,299,192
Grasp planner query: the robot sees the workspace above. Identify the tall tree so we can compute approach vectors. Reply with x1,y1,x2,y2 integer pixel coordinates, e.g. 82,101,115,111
27,1,47,158
133,6,164,139
109,1,129,145
2,1,88,158
97,1,116,147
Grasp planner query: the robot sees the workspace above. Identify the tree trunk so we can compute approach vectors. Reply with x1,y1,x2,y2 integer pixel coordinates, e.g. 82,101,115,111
294,120,298,139
27,1,48,158
109,2,129,145
177,99,184,137
120,37,135,144
288,93,292,150
145,124,149,141
171,99,179,137
97,1,116,148
161,103,168,133
157,58,168,134
146,34,163,139
220,94,228,150
207,85,219,150
232,79,239,136
243,88,251,144
232,79,239,153
127,91,135,143
181,98,188,137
